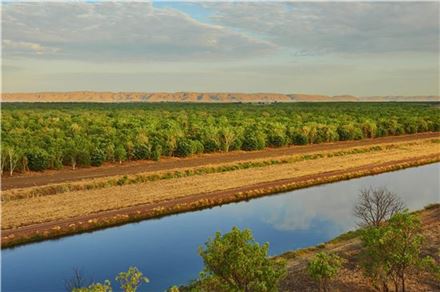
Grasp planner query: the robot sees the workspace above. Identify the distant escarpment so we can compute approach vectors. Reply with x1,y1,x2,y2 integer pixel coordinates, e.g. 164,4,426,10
2,92,439,102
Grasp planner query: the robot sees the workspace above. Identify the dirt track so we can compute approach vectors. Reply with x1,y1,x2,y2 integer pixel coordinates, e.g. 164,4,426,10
2,132,439,190
3,153,439,248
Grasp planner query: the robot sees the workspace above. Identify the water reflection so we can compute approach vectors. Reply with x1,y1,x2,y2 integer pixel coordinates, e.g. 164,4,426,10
2,163,439,292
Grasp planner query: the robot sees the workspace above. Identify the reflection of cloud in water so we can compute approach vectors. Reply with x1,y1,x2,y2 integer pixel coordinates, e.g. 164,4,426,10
225,163,439,232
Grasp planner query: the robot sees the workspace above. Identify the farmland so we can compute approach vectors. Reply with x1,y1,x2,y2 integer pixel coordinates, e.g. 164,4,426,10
2,135,439,247
2,102,440,286
2,102,439,174
2,102,440,247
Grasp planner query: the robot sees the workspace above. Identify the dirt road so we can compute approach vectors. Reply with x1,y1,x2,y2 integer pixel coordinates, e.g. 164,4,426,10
2,132,439,190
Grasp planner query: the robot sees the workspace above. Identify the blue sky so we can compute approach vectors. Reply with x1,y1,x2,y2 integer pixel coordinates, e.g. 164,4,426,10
153,1,213,23
2,1,439,96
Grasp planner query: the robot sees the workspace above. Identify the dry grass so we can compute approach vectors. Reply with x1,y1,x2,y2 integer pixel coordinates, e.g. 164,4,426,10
2,139,439,230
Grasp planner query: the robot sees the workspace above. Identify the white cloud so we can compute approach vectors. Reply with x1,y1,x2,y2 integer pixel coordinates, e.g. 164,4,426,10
208,2,439,55
2,2,275,61
2,39,60,55
2,2,438,95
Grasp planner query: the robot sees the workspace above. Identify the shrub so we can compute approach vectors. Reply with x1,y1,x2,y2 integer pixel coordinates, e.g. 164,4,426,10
191,140,204,154
360,211,427,292
337,124,363,141
150,144,162,161
198,227,286,291
116,266,149,292
114,145,127,164
242,128,266,151
133,144,150,160
76,150,91,167
203,139,220,153
90,148,105,167
72,266,148,292
291,131,309,145
26,148,49,171
307,252,343,292
175,139,195,157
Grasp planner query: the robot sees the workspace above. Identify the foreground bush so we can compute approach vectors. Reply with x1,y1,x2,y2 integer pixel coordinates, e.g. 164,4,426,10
195,227,287,291
307,252,343,292
72,267,148,292
360,211,429,292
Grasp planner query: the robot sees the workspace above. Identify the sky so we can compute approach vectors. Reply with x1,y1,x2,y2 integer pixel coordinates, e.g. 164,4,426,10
2,1,439,96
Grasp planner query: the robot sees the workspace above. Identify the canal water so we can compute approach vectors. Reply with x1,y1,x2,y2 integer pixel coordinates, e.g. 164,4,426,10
2,163,439,291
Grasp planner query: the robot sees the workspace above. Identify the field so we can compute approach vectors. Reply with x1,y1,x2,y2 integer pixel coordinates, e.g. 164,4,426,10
2,102,439,174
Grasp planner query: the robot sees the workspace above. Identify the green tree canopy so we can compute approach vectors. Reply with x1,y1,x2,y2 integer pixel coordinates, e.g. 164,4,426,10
198,227,286,292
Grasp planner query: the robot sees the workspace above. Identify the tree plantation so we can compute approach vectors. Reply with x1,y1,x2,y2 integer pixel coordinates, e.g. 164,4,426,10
2,102,439,173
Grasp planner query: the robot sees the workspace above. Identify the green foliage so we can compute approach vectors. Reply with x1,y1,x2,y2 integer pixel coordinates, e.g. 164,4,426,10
73,280,112,292
360,211,427,291
26,148,49,171
133,143,150,160
198,227,286,291
2,102,439,173
72,267,148,292
290,130,309,145
77,150,91,167
1,146,24,175
307,252,343,292
168,285,180,292
337,124,363,141
150,143,162,161
419,256,440,281
116,266,149,292
90,148,106,167
242,127,266,151
114,145,127,163
267,122,287,147
191,140,205,154
175,139,195,157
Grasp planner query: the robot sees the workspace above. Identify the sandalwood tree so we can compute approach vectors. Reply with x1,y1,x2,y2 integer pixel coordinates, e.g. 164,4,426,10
2,102,439,174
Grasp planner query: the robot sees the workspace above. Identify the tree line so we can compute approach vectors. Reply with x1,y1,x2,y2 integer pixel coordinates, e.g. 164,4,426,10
2,102,439,174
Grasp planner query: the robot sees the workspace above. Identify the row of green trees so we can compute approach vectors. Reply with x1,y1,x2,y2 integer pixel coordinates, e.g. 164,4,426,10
2,102,439,174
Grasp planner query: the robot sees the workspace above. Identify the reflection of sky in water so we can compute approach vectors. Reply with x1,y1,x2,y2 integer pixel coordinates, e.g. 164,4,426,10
2,164,439,292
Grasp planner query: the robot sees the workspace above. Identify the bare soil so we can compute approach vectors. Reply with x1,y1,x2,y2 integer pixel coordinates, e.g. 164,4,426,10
2,132,438,190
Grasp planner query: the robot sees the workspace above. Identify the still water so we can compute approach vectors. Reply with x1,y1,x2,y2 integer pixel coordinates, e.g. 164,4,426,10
2,163,439,292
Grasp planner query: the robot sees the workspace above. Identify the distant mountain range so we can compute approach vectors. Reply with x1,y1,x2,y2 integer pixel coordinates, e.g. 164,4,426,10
2,92,439,102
